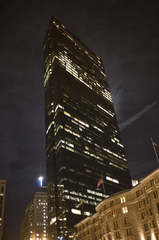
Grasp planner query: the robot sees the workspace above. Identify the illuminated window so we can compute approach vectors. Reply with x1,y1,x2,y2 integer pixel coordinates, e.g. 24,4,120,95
120,196,126,203
55,104,64,112
71,209,81,215
84,211,91,216
97,104,114,117
122,207,128,214
112,210,116,217
106,176,119,184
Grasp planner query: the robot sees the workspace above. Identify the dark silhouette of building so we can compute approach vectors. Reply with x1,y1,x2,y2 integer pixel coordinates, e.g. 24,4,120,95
43,16,132,240
0,179,6,240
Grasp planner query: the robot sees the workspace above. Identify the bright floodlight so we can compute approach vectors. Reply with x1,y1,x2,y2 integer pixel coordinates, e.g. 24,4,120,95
38,176,43,187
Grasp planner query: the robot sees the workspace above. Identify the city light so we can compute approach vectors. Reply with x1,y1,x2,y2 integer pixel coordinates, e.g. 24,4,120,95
38,176,43,187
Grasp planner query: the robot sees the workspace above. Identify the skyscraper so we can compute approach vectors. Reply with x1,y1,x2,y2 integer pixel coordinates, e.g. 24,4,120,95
43,16,132,240
0,179,6,239
21,186,48,240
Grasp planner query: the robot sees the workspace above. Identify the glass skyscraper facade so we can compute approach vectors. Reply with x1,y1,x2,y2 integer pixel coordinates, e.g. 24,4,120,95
43,17,132,240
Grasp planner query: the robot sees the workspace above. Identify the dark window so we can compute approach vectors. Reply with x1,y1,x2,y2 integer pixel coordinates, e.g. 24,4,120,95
108,235,112,240
147,236,151,240
153,190,158,198
144,223,149,231
126,228,132,236
146,197,149,204
150,179,154,186
152,220,156,228
136,190,140,197
149,208,153,215
156,233,159,240
114,221,118,228
141,212,146,219
1,186,4,193
110,201,114,207
107,225,110,233
124,217,129,224
115,231,120,239
139,201,143,208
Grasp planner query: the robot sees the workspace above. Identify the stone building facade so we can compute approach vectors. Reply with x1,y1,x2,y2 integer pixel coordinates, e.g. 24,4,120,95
75,168,159,240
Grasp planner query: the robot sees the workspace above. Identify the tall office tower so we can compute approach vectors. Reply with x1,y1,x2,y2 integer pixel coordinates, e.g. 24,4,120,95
43,17,132,240
0,179,6,240
21,187,48,240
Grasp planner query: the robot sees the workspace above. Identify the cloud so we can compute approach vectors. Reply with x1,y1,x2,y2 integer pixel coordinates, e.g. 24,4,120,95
119,100,159,131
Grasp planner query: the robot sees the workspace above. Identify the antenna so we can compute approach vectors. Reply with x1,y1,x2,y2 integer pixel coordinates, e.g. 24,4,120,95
151,137,159,163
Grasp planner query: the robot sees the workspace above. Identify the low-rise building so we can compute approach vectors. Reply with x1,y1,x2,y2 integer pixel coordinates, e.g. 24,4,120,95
75,168,159,240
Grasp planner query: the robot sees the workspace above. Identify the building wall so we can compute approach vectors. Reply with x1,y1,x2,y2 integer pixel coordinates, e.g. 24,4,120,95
0,179,6,240
75,168,159,240
21,187,48,240
44,16,132,239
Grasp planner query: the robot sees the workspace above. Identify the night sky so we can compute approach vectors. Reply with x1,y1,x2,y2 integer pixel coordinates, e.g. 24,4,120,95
0,0,159,240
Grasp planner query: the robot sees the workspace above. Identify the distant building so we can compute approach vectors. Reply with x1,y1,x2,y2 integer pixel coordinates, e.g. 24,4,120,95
20,186,48,240
75,167,159,240
0,179,6,240
43,16,132,239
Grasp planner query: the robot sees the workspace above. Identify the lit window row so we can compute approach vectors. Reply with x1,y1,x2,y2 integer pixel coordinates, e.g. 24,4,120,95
46,121,54,134
106,176,119,184
109,162,125,171
56,52,112,102
93,125,104,133
103,148,127,162
87,189,108,198
97,104,114,117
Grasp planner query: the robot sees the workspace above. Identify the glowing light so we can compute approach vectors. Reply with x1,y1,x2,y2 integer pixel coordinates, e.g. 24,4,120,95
50,217,56,225
38,176,43,187
71,209,81,215
106,176,119,184
97,104,114,117
132,180,138,186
